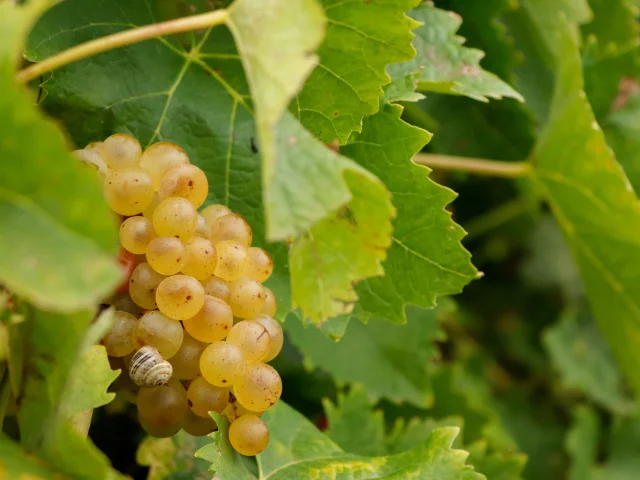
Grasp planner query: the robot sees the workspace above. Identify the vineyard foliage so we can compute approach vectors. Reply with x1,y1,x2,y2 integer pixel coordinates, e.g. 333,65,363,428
1,0,640,479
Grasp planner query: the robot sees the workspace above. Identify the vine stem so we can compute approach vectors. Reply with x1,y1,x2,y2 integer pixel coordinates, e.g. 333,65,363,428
17,10,229,84
414,153,532,178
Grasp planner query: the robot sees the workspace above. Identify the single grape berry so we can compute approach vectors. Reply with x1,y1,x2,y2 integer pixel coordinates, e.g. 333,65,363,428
102,310,137,357
131,310,184,359
168,332,207,380
120,216,156,254
156,275,205,320
158,164,209,208
137,381,188,428
101,133,142,170
201,276,231,303
146,237,186,275
200,341,246,387
252,314,284,362
213,241,248,282
129,263,166,310
261,287,278,317
152,197,198,241
233,363,282,412
201,204,231,226
104,168,154,216
226,320,271,364
182,409,217,437
139,142,190,188
246,247,273,282
229,415,269,456
187,375,229,417
227,277,266,319
182,295,233,343
209,213,252,247
181,236,217,280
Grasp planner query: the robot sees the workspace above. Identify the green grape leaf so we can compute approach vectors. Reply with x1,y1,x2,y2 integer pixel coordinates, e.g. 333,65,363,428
296,0,421,143
603,91,640,192
385,2,523,104
198,402,485,479
593,417,640,479
0,434,59,479
60,345,119,418
581,0,639,49
343,104,477,323
137,431,214,480
543,306,634,414
530,23,640,399
566,406,600,480
466,441,526,480
0,1,120,313
285,306,444,407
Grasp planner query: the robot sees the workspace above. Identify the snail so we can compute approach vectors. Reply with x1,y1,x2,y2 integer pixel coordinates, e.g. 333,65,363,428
129,346,173,387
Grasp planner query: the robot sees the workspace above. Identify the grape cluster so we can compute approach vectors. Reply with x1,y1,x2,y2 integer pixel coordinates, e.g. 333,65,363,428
76,134,283,456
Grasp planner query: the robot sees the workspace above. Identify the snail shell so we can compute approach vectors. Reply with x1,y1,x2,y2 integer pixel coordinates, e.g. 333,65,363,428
129,346,173,387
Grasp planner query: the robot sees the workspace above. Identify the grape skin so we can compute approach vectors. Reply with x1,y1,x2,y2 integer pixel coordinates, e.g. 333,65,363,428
156,275,205,320
201,204,231,227
233,363,282,412
120,216,156,254
210,213,252,247
182,295,233,343
200,342,246,387
138,412,182,438
131,310,184,359
226,320,271,364
139,141,190,188
252,314,284,362
229,415,269,456
227,277,266,319
187,375,229,417
73,149,109,180
261,287,278,317
137,381,188,428
213,241,248,282
158,164,209,208
152,197,198,242
146,237,186,275
168,332,207,380
101,133,142,170
102,310,137,357
129,263,167,310
181,236,217,280
201,276,231,303
104,168,155,216
246,247,273,282
182,409,217,437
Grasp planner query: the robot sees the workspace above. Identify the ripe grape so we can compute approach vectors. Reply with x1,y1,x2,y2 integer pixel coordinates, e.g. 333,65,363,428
225,393,263,422
146,237,186,275
209,213,252,247
102,311,137,357
201,276,231,303
227,277,266,319
158,164,208,208
200,342,245,387
252,315,283,362
131,310,184,359
229,415,269,456
213,241,248,282
73,149,109,180
261,287,277,317
137,381,188,427
152,197,198,241
104,168,154,216
120,216,156,254
101,133,142,170
182,295,233,343
116,247,138,293
246,247,273,282
182,409,217,437
85,141,103,152
142,193,161,220
187,376,229,417
226,321,271,364
201,204,231,226
139,142,190,188
181,236,216,280
106,291,144,317
196,214,209,238
233,363,282,412
138,412,182,438
169,332,207,380
156,275,205,320
129,263,166,310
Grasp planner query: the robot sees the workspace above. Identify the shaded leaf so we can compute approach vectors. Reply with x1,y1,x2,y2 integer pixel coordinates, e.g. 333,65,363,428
386,2,523,103
593,417,640,479
566,406,599,480
581,0,639,49
466,441,526,480
603,90,640,192
0,434,58,479
296,0,421,143
137,431,214,480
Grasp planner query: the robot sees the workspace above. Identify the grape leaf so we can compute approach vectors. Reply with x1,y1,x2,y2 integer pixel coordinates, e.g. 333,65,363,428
543,306,634,414
197,402,485,479
466,442,526,480
296,0,421,143
60,345,119,418
343,104,477,323
0,0,120,313
593,417,640,479
285,305,444,407
581,0,639,49
0,434,59,479
565,406,599,480
530,23,640,399
385,2,523,104
137,431,214,480
603,92,640,192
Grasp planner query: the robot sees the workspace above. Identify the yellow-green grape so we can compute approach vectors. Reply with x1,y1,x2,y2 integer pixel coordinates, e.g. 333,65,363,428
146,237,186,275
201,204,231,227
200,341,245,387
226,320,271,364
119,216,156,254
129,263,167,310
137,381,188,428
225,393,263,422
213,241,248,282
233,363,282,412
105,291,144,317
138,412,182,438
85,141,103,152
201,276,231,303
195,214,209,238
261,287,277,317
101,133,142,170
131,310,184,359
104,168,155,216
158,164,209,208
252,315,283,362
181,236,216,280
227,277,266,319
210,213,252,247
182,295,233,343
156,275,205,320
139,141,190,189
73,149,109,180
229,415,269,456
169,332,207,380
245,247,273,283
102,311,137,357
152,197,198,241
142,193,161,220
186,375,229,417
182,409,217,437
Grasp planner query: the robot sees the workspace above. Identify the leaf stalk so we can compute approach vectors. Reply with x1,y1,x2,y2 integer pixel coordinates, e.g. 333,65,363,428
414,153,532,178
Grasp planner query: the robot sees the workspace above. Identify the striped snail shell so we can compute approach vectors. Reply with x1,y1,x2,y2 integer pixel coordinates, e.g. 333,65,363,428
129,346,173,387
